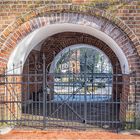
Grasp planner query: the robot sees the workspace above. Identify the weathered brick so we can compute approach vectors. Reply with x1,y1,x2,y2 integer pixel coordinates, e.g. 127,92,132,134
0,1,139,125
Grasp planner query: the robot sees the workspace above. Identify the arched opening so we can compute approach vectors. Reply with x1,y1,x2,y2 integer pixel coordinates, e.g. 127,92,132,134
20,31,127,130
51,44,113,101
1,8,137,130
7,23,129,74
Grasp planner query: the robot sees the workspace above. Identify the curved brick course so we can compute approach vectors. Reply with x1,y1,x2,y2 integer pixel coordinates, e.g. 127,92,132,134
0,5,139,71
41,32,121,72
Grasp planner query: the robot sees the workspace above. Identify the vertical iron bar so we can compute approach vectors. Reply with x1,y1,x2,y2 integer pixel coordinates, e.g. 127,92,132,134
111,64,115,129
84,51,87,129
115,63,118,130
92,55,95,99
68,49,71,127
35,55,38,126
23,63,26,127
74,50,76,128
39,86,41,128
19,61,22,128
134,71,137,129
107,68,110,127
43,53,46,129
27,59,30,127
13,63,17,127
5,68,8,125
100,57,103,127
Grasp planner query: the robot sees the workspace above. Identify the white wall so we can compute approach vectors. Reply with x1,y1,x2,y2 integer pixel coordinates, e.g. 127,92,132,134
7,23,129,74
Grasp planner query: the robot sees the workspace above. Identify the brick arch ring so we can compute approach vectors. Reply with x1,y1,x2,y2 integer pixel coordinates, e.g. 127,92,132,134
0,4,139,75
40,32,121,74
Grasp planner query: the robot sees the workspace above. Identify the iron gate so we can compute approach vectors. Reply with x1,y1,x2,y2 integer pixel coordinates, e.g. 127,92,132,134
0,50,136,131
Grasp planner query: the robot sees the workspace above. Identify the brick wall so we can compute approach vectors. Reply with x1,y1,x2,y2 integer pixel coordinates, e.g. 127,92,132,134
41,32,121,70
0,2,139,70
0,0,139,41
115,1,140,41
0,0,140,128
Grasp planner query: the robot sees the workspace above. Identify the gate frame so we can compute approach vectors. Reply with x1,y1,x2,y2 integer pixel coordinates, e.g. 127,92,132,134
0,49,137,131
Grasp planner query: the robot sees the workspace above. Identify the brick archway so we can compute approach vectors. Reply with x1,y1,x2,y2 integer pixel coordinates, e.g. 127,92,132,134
38,31,122,106
0,4,139,73
40,32,121,73
23,31,132,127
0,4,139,129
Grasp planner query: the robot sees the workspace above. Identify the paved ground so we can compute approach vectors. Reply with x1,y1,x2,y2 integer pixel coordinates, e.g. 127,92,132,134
0,130,140,140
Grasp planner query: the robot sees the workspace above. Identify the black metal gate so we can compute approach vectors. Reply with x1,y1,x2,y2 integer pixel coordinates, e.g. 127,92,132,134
0,49,136,131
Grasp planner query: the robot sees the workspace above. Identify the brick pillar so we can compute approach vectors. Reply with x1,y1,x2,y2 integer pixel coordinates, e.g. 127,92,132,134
120,75,129,123
120,74,135,128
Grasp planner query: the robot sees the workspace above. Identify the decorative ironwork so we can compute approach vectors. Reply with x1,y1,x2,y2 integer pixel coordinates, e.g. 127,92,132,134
0,47,136,131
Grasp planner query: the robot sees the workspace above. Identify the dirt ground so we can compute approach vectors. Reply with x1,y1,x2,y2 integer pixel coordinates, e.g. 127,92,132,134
0,130,140,140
